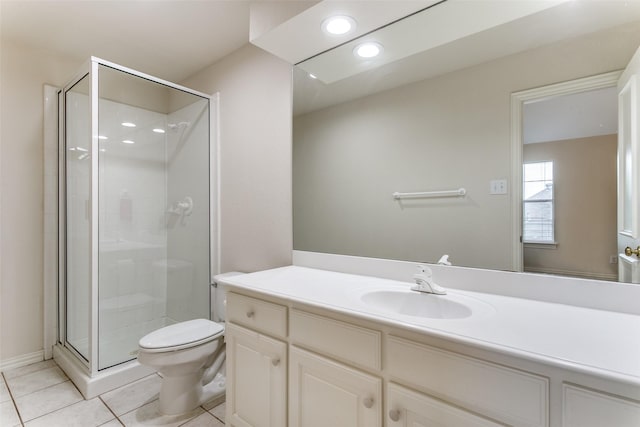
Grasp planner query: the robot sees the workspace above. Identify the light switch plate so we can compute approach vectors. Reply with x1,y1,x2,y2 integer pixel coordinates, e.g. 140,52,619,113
490,179,508,195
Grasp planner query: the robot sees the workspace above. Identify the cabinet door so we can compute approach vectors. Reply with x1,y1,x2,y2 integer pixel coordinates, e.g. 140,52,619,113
289,346,382,427
563,384,640,427
387,383,502,427
226,323,287,427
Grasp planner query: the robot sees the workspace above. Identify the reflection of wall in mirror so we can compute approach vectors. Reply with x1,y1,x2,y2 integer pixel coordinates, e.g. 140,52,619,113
293,23,640,271
523,135,617,281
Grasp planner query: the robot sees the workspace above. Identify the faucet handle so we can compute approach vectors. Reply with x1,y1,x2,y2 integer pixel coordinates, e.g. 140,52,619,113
437,255,452,266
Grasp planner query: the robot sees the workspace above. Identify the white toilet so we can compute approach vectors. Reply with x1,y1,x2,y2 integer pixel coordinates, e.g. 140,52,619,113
137,271,242,415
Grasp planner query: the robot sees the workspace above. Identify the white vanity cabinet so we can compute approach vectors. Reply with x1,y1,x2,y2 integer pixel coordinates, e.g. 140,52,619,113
225,288,640,427
225,294,288,427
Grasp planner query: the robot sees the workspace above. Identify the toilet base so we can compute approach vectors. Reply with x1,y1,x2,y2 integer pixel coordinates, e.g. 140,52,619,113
158,372,226,415
201,372,226,406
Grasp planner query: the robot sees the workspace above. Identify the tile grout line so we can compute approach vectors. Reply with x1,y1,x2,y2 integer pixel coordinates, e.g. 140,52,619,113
2,372,25,427
98,395,124,426
6,373,76,424
204,401,225,424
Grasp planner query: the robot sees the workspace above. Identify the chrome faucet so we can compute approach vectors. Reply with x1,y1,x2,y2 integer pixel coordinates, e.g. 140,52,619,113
411,264,447,295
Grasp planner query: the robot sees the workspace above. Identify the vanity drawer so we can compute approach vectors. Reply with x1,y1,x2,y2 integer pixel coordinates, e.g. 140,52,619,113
387,382,502,427
387,335,548,427
227,292,287,339
563,384,640,427
290,309,381,371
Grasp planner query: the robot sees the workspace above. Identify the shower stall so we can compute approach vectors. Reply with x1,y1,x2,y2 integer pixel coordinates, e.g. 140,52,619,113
53,58,217,396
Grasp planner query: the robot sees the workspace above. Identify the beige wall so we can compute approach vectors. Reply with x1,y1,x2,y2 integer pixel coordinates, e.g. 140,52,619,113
0,41,82,362
293,27,638,271
181,44,292,274
523,135,618,280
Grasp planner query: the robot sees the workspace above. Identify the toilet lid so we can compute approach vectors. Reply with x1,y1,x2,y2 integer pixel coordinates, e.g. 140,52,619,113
139,319,224,350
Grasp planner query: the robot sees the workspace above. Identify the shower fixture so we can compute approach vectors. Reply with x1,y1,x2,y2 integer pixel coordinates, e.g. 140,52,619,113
167,121,191,131
166,196,194,228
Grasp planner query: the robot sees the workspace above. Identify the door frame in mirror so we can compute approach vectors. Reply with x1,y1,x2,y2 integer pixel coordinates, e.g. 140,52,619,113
510,70,622,272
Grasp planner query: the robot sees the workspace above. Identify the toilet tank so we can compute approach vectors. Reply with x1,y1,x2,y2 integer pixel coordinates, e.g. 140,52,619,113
211,272,245,322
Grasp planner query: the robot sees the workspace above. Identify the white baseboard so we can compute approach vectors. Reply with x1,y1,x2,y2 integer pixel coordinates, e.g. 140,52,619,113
0,350,45,373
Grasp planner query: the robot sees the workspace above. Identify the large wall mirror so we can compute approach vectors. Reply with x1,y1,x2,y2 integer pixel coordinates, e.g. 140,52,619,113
290,1,640,283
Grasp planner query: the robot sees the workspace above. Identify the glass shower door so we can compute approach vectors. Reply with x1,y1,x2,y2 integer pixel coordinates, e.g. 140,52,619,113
64,74,91,362
97,64,211,369
61,58,214,374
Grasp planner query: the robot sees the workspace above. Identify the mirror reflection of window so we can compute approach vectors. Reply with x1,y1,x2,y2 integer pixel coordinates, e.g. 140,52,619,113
523,161,554,244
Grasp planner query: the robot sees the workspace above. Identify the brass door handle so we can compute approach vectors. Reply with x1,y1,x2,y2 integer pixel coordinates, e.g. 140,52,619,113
625,246,640,257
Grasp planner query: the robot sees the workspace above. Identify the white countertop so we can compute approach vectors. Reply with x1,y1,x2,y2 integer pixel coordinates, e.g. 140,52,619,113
220,265,640,386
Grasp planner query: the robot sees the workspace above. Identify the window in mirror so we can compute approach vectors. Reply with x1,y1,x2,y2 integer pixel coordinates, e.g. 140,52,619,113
523,161,554,244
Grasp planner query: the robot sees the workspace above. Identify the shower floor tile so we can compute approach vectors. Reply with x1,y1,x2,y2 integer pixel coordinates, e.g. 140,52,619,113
1,360,226,427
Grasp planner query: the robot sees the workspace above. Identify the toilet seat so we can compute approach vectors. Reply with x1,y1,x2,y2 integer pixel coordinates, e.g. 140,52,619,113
139,319,224,353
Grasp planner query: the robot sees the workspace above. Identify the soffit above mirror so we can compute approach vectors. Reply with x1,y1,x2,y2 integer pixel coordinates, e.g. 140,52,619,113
250,0,439,65
267,0,640,117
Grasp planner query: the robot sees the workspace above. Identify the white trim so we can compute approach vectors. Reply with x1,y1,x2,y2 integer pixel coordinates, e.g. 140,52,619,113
211,92,221,284
510,71,622,272
43,85,59,360
617,74,639,238
0,351,44,372
91,56,213,99
524,242,558,249
90,60,100,375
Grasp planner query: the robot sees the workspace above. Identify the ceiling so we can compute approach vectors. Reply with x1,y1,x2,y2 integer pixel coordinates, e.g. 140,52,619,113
0,0,254,82
523,86,618,145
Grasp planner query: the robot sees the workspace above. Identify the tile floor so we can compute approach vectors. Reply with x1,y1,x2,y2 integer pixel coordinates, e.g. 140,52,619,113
0,360,225,426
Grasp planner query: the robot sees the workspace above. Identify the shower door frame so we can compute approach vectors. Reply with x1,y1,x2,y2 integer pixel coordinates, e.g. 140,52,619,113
58,57,219,377
58,59,93,370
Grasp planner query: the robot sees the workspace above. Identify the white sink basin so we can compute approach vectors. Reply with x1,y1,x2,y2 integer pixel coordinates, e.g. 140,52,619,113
360,290,493,320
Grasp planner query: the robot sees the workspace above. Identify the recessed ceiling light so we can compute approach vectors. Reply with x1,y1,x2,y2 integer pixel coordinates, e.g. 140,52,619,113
121,122,136,127
354,42,383,58
98,135,108,140
322,15,356,36
99,148,106,152
152,128,165,134
309,73,318,79
122,140,135,144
